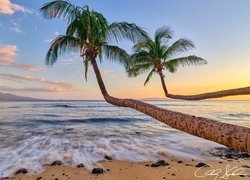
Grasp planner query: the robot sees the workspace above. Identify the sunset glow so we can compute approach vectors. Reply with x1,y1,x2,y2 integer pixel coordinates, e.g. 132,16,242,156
1,0,249,100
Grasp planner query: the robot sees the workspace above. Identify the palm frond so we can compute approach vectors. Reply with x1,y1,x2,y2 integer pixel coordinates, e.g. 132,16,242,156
144,68,155,86
164,38,195,59
107,22,148,43
102,45,130,69
45,35,80,66
130,50,152,65
127,62,153,77
40,0,83,23
83,59,89,81
155,26,173,45
163,55,207,73
88,10,108,46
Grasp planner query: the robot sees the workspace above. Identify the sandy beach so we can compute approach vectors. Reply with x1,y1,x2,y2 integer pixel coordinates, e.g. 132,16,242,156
9,157,250,180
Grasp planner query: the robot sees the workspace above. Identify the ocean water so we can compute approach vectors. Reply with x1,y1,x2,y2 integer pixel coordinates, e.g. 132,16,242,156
0,100,249,177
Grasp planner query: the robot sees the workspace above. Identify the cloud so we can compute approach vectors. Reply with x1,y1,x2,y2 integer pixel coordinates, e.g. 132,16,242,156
0,72,78,92
0,45,43,71
0,0,33,15
9,21,24,33
55,31,60,36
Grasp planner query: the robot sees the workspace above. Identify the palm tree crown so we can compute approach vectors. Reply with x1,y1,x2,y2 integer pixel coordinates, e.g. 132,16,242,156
128,26,207,86
40,0,147,80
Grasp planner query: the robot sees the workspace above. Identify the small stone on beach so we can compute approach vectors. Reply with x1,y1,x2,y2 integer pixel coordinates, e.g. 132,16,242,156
104,155,112,160
195,163,209,168
51,160,62,166
92,168,104,174
15,168,28,175
151,160,168,167
77,163,85,168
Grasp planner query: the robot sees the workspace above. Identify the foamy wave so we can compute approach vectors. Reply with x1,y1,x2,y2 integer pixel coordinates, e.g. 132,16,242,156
0,129,222,178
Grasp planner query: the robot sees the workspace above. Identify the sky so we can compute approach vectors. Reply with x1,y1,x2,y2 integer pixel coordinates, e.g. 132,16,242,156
0,0,249,100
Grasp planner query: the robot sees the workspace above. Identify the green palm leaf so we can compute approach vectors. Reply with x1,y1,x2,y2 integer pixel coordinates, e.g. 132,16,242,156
144,68,155,86
164,38,195,59
127,62,153,77
102,45,130,69
154,26,173,45
40,0,82,23
163,55,207,73
108,22,148,43
83,59,89,81
45,35,80,66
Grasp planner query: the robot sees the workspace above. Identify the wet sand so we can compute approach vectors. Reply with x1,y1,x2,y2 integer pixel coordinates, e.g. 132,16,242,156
10,157,250,180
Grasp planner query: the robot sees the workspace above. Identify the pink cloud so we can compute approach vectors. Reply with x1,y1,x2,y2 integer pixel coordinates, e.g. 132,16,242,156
0,45,43,71
0,72,78,92
0,0,32,15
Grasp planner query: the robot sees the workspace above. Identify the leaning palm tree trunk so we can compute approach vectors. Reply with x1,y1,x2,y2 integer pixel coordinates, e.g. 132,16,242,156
158,72,250,100
91,58,250,153
166,87,250,100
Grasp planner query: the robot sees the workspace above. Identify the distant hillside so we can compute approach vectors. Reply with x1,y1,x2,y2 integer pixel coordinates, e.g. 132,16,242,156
0,92,42,101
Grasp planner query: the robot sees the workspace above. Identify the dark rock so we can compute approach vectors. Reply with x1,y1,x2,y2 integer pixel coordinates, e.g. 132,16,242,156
191,159,194,161
15,168,28,175
219,161,223,164
92,168,104,174
195,163,209,168
37,177,42,180
104,155,112,160
163,177,166,179
242,165,250,168
55,178,59,180
185,164,192,166
239,175,245,177
1,177,10,180
51,160,62,166
177,160,183,163
172,173,176,176
106,169,110,171
211,147,250,160
151,160,168,167
145,164,149,167
135,132,140,134
77,163,84,168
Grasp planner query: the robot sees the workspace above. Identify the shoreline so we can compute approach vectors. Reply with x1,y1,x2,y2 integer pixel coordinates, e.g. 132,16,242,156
8,157,250,180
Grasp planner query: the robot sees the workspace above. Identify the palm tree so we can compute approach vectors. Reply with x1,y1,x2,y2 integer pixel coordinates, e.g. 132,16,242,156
128,26,206,94
41,0,250,152
128,27,250,100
